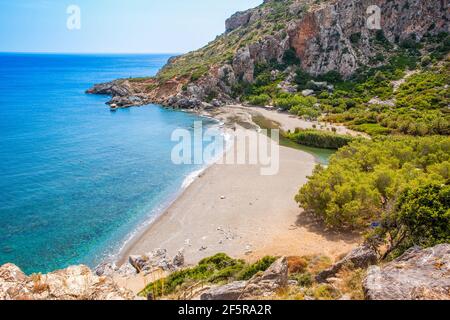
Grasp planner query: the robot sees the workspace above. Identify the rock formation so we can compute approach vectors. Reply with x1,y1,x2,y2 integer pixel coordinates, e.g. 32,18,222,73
200,257,288,300
0,263,139,300
95,248,185,277
87,0,448,109
363,244,450,300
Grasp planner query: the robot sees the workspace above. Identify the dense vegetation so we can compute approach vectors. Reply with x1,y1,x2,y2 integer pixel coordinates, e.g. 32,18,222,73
244,33,450,137
140,254,276,299
296,136,449,229
286,129,355,149
296,136,450,255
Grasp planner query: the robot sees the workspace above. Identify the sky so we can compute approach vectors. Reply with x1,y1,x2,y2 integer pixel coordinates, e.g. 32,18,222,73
0,0,262,54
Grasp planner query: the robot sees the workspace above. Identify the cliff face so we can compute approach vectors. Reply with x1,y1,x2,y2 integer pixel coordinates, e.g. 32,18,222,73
87,0,449,108
0,263,139,300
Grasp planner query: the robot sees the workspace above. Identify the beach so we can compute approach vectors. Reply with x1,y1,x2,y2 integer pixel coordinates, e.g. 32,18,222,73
120,106,361,267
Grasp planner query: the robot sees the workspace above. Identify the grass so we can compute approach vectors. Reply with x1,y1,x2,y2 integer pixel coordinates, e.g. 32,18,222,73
139,254,277,299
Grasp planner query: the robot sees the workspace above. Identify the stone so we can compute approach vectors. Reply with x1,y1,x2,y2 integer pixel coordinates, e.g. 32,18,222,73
225,10,252,33
173,249,185,268
363,244,450,300
201,257,288,300
128,248,183,274
0,264,139,300
316,245,378,283
302,89,314,97
201,281,247,300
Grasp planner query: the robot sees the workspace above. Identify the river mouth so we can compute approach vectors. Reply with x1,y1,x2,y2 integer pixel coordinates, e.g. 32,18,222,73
251,114,335,166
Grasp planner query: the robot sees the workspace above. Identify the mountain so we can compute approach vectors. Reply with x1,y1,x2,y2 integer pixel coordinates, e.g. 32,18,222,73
87,0,448,113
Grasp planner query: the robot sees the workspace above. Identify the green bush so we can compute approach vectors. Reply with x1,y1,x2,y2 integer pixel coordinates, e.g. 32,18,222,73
139,254,277,299
237,256,277,280
287,129,355,149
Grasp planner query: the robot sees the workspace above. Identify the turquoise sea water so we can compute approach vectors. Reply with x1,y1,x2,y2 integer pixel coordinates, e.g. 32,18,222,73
0,53,222,274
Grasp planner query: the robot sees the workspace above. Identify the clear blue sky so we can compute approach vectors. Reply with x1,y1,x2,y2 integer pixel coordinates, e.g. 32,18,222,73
0,0,262,54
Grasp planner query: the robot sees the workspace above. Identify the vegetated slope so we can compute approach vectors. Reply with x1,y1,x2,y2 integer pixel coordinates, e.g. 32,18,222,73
88,0,449,125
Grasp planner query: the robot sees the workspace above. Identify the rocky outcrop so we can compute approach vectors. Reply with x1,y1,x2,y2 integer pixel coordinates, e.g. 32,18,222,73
87,0,448,109
363,244,450,300
316,245,378,283
201,257,288,300
289,0,448,77
0,264,139,300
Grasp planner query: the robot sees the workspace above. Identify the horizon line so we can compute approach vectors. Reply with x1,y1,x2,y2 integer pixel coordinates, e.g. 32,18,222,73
0,51,182,55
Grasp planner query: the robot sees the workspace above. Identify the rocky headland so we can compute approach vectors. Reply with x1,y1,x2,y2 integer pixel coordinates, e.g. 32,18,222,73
86,0,448,110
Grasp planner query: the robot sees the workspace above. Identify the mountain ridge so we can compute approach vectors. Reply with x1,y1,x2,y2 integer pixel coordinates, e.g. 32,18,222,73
87,0,448,114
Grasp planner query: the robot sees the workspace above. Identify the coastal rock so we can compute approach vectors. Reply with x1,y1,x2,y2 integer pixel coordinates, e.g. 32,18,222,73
277,81,297,93
128,248,184,275
363,244,450,300
0,264,138,300
86,80,132,97
316,245,378,283
368,97,396,107
201,257,288,300
87,0,447,109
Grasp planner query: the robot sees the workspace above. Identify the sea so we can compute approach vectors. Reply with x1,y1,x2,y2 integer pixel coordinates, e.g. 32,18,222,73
0,53,223,274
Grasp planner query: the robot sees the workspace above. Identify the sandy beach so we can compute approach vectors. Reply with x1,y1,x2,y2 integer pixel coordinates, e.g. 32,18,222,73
120,106,361,267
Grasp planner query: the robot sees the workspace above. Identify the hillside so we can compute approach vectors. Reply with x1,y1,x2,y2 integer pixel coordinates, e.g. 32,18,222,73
88,1,447,110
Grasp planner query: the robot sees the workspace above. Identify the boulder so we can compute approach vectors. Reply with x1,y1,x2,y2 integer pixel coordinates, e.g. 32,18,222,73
173,249,185,268
302,89,315,97
316,245,378,283
0,264,139,300
201,257,288,300
201,281,248,300
225,10,252,33
364,244,450,300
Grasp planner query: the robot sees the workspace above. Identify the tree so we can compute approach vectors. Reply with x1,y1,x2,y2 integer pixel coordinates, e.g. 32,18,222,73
370,183,450,259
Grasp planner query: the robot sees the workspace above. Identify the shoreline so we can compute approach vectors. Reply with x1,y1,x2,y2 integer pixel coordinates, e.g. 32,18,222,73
115,105,361,268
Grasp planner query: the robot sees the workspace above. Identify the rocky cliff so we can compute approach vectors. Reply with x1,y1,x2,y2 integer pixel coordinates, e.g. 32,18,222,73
87,0,448,109
0,264,139,300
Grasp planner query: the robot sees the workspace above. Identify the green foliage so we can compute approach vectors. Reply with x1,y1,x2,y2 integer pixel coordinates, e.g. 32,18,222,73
370,183,450,258
292,272,313,287
286,129,355,149
139,254,276,299
296,136,450,229
247,93,271,106
237,256,277,280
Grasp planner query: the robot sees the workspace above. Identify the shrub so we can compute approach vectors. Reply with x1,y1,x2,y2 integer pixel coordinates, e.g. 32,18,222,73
237,256,277,280
140,254,277,299
287,256,308,274
370,183,450,258
247,94,271,106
